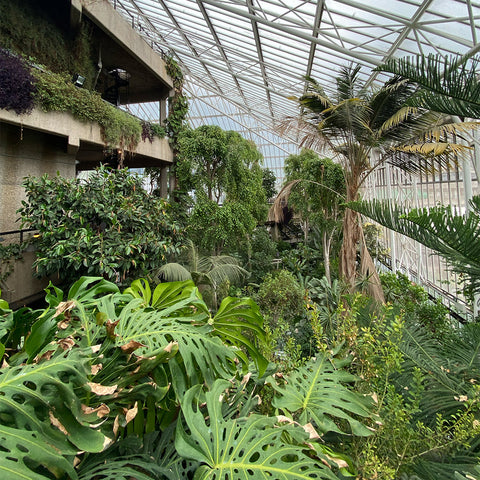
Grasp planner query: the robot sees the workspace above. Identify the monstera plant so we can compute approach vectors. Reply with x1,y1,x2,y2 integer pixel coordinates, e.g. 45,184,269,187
0,277,374,479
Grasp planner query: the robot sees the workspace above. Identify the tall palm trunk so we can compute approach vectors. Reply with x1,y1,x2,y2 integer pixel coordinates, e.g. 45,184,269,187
339,207,361,288
339,180,361,288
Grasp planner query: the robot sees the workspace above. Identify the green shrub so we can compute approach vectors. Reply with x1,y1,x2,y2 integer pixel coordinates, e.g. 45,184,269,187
19,167,184,284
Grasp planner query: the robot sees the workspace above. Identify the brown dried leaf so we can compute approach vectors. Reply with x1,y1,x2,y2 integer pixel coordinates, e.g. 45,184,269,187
105,319,120,339
125,402,139,424
49,411,68,435
326,455,349,469
57,319,70,330
36,350,55,362
53,300,76,319
58,336,75,351
91,363,103,375
87,382,117,395
164,341,177,353
113,415,120,436
241,372,252,385
303,422,321,440
276,415,294,425
120,340,145,354
81,403,110,418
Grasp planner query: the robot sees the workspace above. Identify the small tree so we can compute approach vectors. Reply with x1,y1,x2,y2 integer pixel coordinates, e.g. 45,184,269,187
19,167,184,284
177,125,267,254
274,149,346,285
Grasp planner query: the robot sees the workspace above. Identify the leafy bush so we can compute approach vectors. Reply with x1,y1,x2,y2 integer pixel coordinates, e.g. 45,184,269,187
238,227,277,284
256,269,305,324
18,167,183,284
0,49,36,114
380,272,450,335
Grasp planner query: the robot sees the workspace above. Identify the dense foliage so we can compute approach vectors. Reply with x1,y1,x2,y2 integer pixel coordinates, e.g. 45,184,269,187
0,0,96,87
283,149,346,284
18,167,183,284
176,125,268,254
0,277,371,479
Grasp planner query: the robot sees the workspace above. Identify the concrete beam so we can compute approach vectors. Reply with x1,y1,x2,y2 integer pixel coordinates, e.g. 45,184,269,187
0,107,173,165
82,0,173,91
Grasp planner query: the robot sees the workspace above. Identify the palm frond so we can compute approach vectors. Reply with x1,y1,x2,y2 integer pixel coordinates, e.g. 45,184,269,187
157,263,193,282
377,106,419,137
267,180,301,224
376,54,480,119
350,198,480,292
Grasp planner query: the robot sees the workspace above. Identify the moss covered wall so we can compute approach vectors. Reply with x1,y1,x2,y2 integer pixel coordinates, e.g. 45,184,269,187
0,0,97,88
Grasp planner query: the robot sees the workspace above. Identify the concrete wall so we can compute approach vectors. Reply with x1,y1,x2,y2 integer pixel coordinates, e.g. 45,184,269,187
0,122,76,233
0,122,76,306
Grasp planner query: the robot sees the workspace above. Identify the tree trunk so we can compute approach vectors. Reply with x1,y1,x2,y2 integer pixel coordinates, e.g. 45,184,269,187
339,207,360,288
339,177,361,288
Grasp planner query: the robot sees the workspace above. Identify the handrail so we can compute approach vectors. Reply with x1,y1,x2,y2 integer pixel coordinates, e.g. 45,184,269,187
0,228,36,243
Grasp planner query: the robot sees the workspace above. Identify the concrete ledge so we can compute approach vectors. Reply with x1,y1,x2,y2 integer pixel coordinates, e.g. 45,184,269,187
0,107,173,165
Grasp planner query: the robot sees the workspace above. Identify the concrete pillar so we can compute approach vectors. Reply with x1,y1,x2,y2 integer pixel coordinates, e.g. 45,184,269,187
159,99,168,124
159,165,169,198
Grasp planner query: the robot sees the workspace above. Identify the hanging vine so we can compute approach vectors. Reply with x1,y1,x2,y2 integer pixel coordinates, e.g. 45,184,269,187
164,55,189,152
146,56,189,195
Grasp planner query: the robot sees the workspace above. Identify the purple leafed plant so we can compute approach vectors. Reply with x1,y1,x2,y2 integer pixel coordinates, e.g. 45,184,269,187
0,49,37,115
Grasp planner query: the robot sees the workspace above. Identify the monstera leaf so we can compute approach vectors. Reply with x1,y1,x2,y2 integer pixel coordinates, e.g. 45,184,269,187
176,380,337,480
25,277,121,361
103,295,237,396
0,349,108,479
211,296,268,376
124,279,208,314
269,353,374,436
125,279,269,376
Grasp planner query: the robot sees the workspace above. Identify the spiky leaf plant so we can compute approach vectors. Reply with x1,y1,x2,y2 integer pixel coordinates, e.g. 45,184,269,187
376,53,480,119
349,196,480,294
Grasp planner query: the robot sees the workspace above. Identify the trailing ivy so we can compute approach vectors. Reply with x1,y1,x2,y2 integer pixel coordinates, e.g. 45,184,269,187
146,56,189,193
32,68,142,151
0,241,28,282
0,0,97,88
164,56,189,147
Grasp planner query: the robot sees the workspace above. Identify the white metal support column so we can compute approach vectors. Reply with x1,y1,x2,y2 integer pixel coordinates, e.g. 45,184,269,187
385,161,397,272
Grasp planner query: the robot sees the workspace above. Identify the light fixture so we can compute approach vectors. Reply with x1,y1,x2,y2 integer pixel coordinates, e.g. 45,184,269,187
72,73,85,87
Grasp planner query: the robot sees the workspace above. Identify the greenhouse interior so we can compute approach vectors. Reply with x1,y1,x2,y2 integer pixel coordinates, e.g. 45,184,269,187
1,0,480,478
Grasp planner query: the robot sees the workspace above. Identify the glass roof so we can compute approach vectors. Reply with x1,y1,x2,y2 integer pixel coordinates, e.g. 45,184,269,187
113,0,480,177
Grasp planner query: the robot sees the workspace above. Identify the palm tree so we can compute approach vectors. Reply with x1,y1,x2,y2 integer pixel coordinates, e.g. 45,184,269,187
279,64,474,294
155,240,249,307
376,53,480,120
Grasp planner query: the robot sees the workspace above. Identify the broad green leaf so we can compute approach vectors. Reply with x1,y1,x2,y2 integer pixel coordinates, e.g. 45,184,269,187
108,297,237,395
0,349,107,452
124,279,208,314
0,424,77,480
269,354,374,436
210,296,268,376
176,380,337,480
